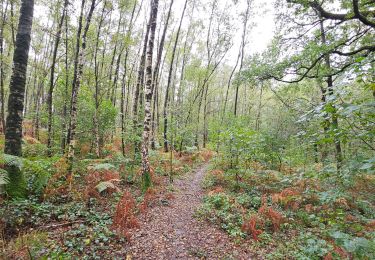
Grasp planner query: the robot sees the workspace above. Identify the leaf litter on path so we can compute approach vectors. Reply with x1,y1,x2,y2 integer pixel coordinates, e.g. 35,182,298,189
127,165,254,260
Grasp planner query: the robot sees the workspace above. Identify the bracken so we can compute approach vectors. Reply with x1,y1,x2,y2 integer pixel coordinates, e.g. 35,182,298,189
112,191,139,240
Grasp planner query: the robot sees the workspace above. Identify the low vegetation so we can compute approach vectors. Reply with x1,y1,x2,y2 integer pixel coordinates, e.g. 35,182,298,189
197,124,375,259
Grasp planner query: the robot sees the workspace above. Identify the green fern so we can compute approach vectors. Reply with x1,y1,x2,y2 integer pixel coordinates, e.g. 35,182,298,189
1,154,24,169
0,168,9,185
23,159,51,194
0,154,53,196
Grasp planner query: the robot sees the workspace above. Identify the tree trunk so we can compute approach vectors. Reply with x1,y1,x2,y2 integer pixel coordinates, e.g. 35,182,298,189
150,0,174,150
5,0,34,198
163,0,188,152
203,83,209,148
0,1,8,133
133,16,151,157
93,1,107,158
141,0,159,190
233,0,250,117
47,0,68,156
120,1,138,156
61,8,69,152
67,0,96,175
319,19,343,173
255,83,263,131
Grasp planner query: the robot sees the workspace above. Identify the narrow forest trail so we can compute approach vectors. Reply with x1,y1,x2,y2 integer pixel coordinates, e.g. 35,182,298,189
127,164,254,260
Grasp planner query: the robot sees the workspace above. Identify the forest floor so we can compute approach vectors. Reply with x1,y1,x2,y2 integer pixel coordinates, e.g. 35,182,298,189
127,164,253,259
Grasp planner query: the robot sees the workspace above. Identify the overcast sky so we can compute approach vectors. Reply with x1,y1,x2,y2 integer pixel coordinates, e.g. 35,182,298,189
34,0,276,66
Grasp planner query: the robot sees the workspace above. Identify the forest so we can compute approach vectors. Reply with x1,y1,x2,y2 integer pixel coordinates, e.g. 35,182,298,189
0,0,374,259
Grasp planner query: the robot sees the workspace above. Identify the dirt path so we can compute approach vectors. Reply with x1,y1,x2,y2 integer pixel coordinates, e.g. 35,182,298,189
127,164,253,259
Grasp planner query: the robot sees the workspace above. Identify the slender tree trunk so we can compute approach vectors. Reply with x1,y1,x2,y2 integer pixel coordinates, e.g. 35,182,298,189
34,25,54,140
67,0,96,175
133,16,151,157
107,15,121,99
255,83,263,131
93,1,107,158
111,44,125,107
163,0,188,152
9,0,16,46
5,0,34,198
319,19,343,173
0,1,8,133
233,0,250,117
195,83,204,149
318,81,330,163
141,0,159,190
203,83,209,148
47,0,68,156
150,0,174,150
61,8,69,152
120,1,137,156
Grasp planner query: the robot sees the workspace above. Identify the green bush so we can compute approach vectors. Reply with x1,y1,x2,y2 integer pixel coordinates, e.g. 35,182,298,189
23,143,48,158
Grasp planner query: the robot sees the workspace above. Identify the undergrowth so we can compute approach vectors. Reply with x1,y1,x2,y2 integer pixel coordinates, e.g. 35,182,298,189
0,140,209,258
198,156,375,259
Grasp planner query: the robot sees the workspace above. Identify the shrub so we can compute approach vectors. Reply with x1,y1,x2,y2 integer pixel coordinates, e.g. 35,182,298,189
23,143,48,158
242,215,263,240
112,191,139,240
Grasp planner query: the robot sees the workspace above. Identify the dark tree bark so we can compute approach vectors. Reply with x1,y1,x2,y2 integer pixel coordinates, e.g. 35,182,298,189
47,0,68,156
141,0,159,190
5,0,34,155
4,0,34,198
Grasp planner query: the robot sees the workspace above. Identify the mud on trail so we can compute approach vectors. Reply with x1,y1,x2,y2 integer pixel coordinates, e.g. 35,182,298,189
127,164,253,260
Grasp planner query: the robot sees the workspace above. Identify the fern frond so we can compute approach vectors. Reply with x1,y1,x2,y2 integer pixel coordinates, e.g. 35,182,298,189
0,169,9,185
1,154,24,169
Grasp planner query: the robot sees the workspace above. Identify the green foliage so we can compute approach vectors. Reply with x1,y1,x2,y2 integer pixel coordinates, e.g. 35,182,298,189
329,230,375,259
0,168,9,186
197,193,245,237
1,154,24,169
0,154,59,197
74,86,117,149
23,143,48,158
23,158,55,195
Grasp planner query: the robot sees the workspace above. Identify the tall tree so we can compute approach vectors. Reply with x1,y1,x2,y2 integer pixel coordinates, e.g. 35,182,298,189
163,0,188,152
141,0,159,190
150,0,174,150
0,0,8,133
319,18,343,172
233,0,251,116
66,0,96,174
132,14,151,156
47,0,68,156
120,0,139,156
5,0,35,197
